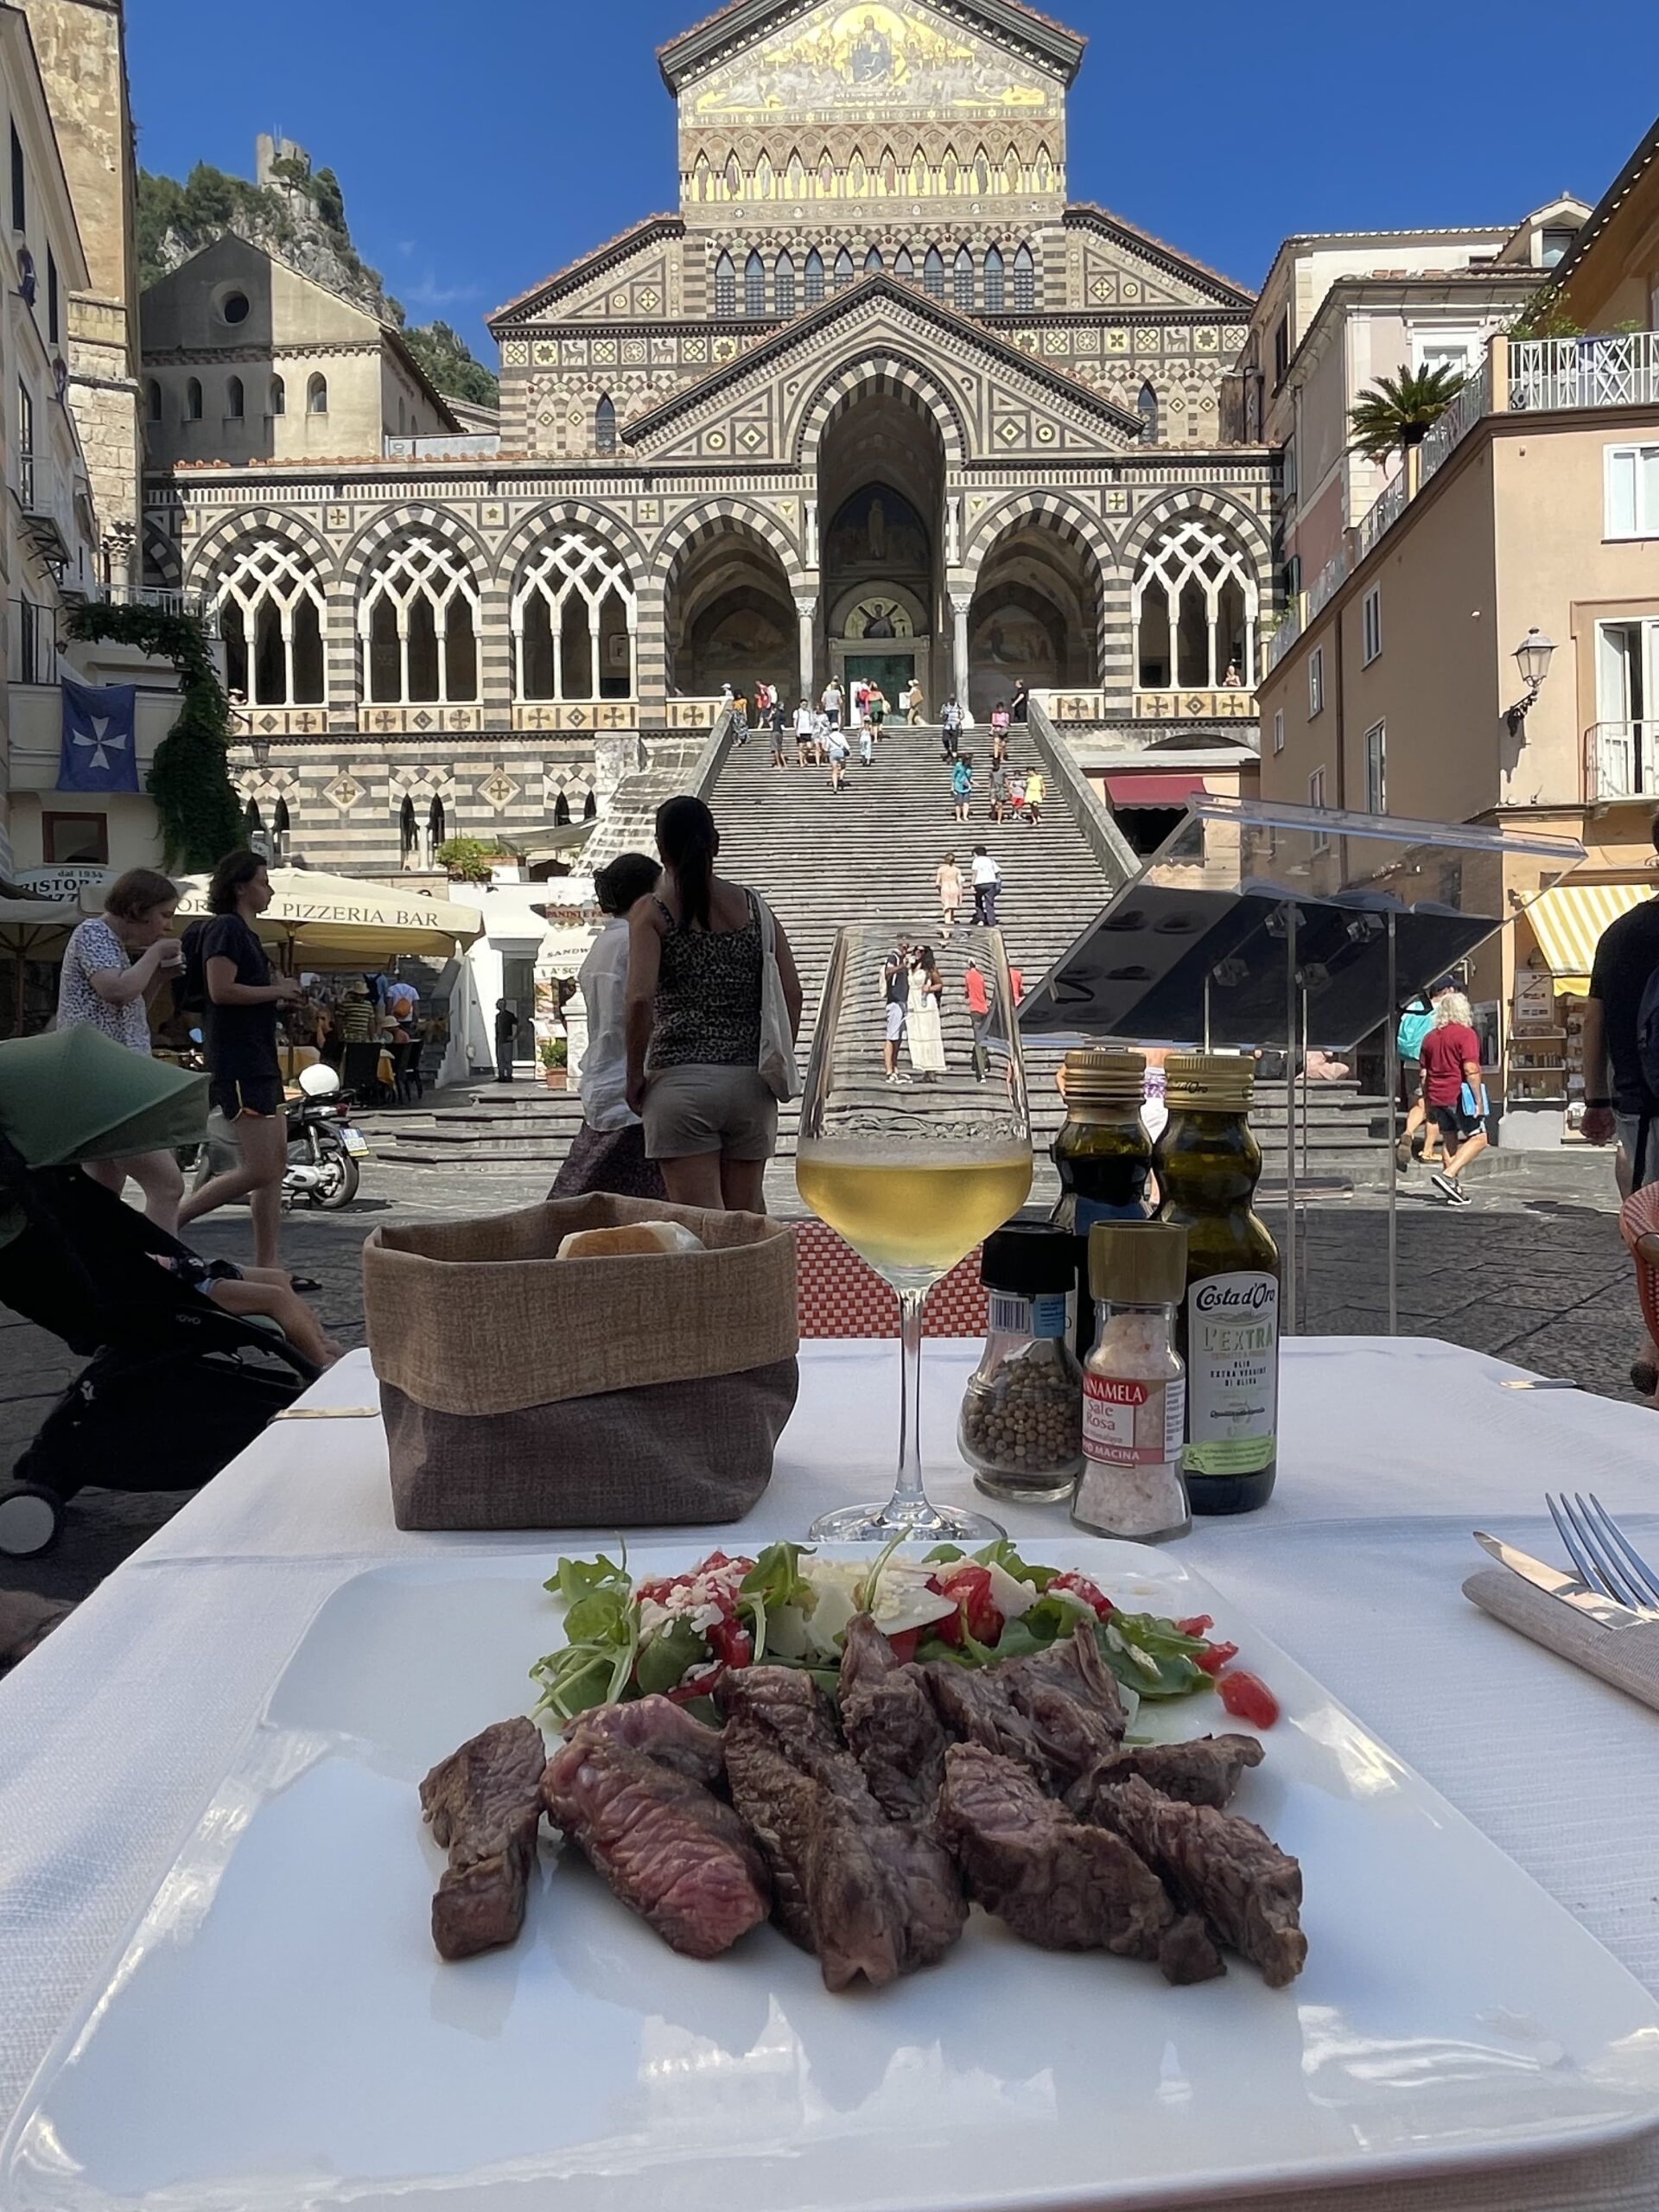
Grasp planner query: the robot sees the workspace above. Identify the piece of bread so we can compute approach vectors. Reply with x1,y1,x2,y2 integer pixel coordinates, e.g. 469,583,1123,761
556,1222,705,1261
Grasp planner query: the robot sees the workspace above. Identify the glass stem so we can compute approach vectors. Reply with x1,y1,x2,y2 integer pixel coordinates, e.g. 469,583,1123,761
889,1287,929,1516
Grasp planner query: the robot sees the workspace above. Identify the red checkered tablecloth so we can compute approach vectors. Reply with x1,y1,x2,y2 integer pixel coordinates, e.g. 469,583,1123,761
793,1220,988,1338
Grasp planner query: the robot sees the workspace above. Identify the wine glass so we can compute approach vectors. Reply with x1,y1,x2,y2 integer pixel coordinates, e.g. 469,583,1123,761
795,924,1033,1543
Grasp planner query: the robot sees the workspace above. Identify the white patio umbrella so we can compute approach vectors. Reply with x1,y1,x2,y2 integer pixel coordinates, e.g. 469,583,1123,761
170,868,485,969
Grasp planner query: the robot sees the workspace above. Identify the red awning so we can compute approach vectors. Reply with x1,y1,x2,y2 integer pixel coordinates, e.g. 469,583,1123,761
1103,772,1207,809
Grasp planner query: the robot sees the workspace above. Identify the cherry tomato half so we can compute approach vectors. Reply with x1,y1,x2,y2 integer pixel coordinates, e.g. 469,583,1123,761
1217,1670,1280,1729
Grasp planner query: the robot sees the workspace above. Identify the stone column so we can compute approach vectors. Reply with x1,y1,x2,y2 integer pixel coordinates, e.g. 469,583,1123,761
796,596,817,702
950,594,972,702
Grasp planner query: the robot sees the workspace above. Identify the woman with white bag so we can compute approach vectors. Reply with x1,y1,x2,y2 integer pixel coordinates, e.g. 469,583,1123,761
626,795,803,1214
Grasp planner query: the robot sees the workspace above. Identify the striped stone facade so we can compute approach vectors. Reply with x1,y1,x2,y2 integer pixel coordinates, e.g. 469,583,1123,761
142,0,1278,876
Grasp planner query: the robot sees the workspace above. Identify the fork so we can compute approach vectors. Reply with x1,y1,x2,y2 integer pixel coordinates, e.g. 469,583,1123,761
1546,1493,1659,1614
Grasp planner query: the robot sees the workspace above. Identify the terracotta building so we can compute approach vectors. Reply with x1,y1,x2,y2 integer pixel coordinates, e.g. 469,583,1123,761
1255,111,1659,1145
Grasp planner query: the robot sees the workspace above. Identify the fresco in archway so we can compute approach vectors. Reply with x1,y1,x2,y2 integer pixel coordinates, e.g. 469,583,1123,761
692,1,1057,119
823,484,930,576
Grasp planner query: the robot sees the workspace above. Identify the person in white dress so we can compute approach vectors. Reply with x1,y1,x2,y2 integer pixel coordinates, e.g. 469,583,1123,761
906,948,947,1080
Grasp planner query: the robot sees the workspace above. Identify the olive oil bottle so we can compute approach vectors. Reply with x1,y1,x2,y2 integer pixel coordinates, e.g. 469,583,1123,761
1154,1052,1281,1515
1049,1049,1152,1358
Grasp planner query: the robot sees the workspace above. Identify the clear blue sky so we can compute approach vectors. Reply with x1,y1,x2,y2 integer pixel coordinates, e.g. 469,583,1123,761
130,0,1656,354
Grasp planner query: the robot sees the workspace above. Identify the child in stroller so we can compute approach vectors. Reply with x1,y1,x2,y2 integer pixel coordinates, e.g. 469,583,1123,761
0,1028,323,1557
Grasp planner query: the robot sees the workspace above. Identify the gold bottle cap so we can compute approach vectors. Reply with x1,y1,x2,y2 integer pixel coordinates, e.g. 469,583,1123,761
1089,1221,1189,1306
1166,1051,1255,1110
1063,1048,1147,1104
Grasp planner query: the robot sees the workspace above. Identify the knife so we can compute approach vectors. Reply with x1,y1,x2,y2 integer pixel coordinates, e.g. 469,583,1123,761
1473,1531,1659,1631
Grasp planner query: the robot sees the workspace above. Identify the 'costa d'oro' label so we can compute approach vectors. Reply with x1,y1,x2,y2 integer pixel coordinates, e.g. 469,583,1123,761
1184,1270,1278,1477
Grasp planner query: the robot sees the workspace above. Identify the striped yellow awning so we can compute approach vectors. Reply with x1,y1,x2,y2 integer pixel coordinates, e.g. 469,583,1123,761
1523,882,1655,988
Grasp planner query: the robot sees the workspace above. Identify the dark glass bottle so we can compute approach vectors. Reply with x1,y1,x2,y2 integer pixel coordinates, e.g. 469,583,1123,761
1155,1052,1281,1516
1050,1049,1152,1359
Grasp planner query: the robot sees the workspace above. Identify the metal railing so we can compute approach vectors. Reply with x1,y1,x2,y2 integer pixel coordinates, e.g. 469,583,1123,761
1357,472,1408,562
1306,550,1350,620
383,432,501,461
1586,720,1659,802
96,582,214,623
1419,359,1490,486
1510,332,1659,414
1264,604,1302,674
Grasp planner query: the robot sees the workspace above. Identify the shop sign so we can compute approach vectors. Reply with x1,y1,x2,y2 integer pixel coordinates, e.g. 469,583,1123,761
1513,969,1555,1027
16,864,108,902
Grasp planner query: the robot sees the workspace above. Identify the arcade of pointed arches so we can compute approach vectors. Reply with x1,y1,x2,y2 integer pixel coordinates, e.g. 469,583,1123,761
688,142,1059,206
715,239,1036,318
196,494,1263,715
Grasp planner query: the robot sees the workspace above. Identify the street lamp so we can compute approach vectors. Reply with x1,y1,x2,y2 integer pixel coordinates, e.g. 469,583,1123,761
248,728,271,771
1505,627,1556,734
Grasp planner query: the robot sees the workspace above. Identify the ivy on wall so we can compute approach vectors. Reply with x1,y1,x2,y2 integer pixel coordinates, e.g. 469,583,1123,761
66,603,244,871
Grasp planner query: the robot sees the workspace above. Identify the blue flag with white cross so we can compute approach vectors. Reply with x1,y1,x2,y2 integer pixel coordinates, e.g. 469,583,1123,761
59,677,138,793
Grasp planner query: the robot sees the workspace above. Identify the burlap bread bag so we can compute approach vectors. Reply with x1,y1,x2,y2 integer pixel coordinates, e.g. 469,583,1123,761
365,1195,798,1529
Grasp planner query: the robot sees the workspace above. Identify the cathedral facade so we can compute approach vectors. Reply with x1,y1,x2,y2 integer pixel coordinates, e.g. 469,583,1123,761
142,0,1277,874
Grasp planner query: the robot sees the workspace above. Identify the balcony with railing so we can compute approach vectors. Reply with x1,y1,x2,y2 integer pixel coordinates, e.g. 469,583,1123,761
92,582,218,629
1586,721,1659,802
1351,329,1659,569
1263,602,1302,674
15,451,73,566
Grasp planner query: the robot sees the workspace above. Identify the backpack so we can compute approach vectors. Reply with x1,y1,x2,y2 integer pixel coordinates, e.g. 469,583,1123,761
1397,1003,1433,1062
176,918,209,1014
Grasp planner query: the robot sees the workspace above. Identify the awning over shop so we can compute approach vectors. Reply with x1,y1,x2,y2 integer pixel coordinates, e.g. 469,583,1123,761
1522,881,1653,991
1103,773,1207,809
171,868,485,969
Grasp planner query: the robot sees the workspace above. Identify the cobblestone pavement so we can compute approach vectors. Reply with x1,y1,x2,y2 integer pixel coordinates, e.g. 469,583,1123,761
0,1125,1644,1611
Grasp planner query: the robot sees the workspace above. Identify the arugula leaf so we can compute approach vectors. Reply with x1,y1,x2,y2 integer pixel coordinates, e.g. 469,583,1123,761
545,1552,630,1605
1097,1612,1217,1700
634,1618,709,1698
531,1550,639,1721
924,1544,968,1566
741,1542,817,1614
970,1539,1057,1591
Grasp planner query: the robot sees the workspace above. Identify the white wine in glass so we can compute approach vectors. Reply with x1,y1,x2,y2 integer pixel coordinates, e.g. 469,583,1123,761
795,924,1034,1543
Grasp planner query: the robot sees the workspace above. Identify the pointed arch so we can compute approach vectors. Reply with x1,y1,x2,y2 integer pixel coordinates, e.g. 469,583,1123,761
1132,512,1261,691
425,794,446,865
694,152,712,202
1136,381,1158,445
893,244,914,283
834,245,855,291
982,245,1005,313
943,145,960,192
272,797,290,863
1013,242,1035,312
1002,144,1021,192
973,146,991,194
744,249,766,315
880,146,899,194
804,247,825,306
953,244,976,312
512,525,637,702
754,151,773,200
924,244,944,301
863,244,883,276
212,531,327,707
908,149,927,195
795,355,969,472
357,524,482,707
1034,143,1053,192
787,149,804,198
724,151,741,198
775,250,797,317
595,392,618,455
714,251,736,317
818,150,836,197
849,149,868,195
399,796,419,866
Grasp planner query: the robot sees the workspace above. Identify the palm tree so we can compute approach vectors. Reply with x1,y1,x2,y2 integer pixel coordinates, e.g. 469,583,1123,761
1348,365,1466,461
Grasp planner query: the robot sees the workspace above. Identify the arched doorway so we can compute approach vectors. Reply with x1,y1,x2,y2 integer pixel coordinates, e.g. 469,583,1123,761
664,521,796,702
817,382,945,712
966,515,1103,721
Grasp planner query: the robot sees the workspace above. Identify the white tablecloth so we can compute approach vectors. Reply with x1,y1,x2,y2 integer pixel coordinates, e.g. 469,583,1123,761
3,1337,1658,2211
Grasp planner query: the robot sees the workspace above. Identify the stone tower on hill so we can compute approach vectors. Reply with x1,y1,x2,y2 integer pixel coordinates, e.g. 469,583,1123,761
14,0,143,573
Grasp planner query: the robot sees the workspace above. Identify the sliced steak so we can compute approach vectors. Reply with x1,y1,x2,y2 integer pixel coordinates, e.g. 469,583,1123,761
997,1626,1128,1785
937,1742,1177,1967
563,1693,726,1783
420,1716,548,1961
719,1665,966,1990
1068,1734,1266,1819
1096,1775,1306,1988
839,1612,949,1826
1157,1912,1228,1985
543,1703,769,1961
924,1626,1126,1790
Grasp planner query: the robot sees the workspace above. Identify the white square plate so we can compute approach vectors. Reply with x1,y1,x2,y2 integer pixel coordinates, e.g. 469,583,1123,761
5,1541,1659,2212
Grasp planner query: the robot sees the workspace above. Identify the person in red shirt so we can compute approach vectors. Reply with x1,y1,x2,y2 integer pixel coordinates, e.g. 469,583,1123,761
1418,989,1488,1205
965,957,992,1083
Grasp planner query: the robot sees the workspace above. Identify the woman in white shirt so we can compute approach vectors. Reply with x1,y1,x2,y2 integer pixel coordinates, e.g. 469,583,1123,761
550,853,667,1199
56,868,187,1233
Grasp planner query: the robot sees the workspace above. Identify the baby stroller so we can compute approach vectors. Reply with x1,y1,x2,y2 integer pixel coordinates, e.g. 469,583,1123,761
0,1029,319,1557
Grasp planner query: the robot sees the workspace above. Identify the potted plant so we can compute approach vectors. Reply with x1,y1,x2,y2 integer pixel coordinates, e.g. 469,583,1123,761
540,1036,569,1092
435,836,495,885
